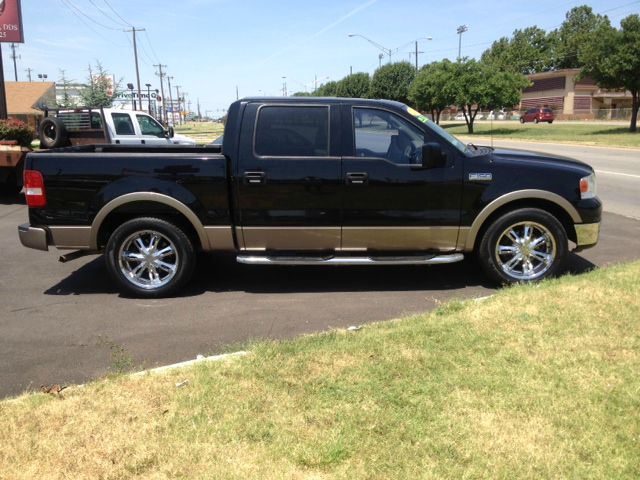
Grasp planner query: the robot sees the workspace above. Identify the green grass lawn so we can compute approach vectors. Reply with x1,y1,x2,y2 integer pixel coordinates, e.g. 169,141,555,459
175,121,224,144
444,122,640,148
2,262,639,479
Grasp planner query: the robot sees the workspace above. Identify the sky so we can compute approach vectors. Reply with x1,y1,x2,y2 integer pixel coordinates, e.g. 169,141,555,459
3,0,639,116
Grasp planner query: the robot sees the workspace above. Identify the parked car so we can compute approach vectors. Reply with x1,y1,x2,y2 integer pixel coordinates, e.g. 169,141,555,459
520,107,555,124
38,107,196,148
487,110,506,120
19,98,601,297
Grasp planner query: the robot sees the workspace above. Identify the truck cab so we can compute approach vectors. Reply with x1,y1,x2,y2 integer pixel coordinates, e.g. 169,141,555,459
38,108,196,148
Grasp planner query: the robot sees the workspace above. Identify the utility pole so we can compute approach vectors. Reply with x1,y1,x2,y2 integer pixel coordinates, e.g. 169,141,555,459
25,67,32,82
175,85,182,125
154,63,167,125
10,43,19,81
167,75,174,125
124,27,145,110
197,98,201,120
0,47,7,119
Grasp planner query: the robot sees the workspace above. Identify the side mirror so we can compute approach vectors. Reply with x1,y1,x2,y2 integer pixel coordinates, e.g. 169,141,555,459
421,142,447,169
168,126,175,138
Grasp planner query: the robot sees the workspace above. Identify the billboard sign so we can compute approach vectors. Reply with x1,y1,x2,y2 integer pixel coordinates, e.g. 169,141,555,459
0,0,24,43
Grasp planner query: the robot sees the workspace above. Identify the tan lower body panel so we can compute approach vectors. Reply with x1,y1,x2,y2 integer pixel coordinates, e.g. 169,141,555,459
241,227,341,251
49,226,92,250
342,226,459,251
204,226,236,251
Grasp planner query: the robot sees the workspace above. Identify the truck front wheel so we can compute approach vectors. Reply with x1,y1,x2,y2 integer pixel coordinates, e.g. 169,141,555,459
478,208,568,285
105,217,195,297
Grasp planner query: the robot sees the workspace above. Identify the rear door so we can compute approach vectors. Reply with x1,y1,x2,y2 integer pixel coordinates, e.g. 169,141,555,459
235,102,342,251
110,112,141,145
341,105,462,251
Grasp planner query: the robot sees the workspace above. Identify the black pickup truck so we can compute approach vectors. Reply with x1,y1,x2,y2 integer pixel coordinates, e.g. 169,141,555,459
18,98,601,297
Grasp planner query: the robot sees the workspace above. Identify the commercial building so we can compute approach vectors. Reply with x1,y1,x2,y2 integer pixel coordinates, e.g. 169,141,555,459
520,68,634,120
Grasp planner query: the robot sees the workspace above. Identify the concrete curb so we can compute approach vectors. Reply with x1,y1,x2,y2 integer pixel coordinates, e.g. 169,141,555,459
131,351,249,377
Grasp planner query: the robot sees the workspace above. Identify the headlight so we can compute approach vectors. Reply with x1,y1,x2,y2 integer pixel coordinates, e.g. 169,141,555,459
580,173,597,200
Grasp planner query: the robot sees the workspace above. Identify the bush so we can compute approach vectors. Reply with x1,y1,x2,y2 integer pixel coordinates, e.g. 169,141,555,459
0,118,35,147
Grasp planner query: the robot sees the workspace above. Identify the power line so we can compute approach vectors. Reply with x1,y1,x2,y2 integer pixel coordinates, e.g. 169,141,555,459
102,0,133,27
88,0,126,27
61,0,121,31
57,0,124,46
143,30,161,64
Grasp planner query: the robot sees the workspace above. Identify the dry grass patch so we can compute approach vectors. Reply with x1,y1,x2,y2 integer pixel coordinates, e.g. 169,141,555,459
2,262,639,479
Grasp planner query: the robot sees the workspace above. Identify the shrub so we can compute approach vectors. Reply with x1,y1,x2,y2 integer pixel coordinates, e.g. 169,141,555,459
0,118,35,147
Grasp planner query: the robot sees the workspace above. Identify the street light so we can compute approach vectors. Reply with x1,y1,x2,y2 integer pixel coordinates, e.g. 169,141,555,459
282,76,287,97
37,73,48,82
348,33,392,63
127,83,135,110
145,83,152,115
457,25,468,61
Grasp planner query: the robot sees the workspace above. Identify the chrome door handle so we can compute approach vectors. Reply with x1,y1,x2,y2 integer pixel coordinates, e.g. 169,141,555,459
346,172,368,185
244,171,266,185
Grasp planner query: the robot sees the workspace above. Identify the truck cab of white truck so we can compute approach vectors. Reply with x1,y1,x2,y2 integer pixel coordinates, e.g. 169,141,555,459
38,108,196,149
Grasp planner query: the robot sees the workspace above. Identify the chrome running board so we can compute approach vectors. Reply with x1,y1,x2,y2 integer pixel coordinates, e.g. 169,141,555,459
236,253,464,266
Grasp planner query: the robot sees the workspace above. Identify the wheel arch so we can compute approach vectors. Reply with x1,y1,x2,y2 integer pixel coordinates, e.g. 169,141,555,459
91,192,210,250
463,190,580,252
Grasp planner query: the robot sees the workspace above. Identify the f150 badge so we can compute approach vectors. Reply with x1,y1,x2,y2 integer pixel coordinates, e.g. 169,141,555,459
469,173,493,182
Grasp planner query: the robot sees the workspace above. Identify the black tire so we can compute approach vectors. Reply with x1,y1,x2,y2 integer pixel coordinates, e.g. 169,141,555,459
105,217,195,298
548,120,553,124
39,117,68,149
477,208,568,285
519,117,525,124
534,117,539,124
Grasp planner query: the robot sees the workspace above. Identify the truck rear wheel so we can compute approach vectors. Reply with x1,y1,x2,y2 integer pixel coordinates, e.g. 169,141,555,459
105,217,195,298
39,117,68,149
478,208,567,285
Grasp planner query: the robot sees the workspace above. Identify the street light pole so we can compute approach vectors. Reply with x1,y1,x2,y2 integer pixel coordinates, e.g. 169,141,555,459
348,33,392,64
145,83,152,115
167,76,174,125
457,25,468,61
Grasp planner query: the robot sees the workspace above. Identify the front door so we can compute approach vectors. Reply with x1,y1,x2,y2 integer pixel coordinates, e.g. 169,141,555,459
341,106,462,252
235,103,342,251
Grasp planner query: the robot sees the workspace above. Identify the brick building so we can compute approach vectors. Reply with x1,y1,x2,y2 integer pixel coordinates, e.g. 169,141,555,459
520,68,634,120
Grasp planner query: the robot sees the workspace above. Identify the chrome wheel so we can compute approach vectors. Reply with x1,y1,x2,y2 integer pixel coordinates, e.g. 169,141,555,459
117,229,179,290
495,221,556,281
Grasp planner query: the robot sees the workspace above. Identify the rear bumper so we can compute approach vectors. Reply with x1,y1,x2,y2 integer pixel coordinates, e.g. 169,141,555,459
574,222,600,251
18,223,49,251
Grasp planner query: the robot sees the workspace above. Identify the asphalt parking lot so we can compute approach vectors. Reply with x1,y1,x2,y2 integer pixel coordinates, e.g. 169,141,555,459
2,187,639,399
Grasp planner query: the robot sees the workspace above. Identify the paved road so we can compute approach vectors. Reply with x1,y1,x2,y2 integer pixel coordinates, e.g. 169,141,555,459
459,137,640,219
1,141,639,399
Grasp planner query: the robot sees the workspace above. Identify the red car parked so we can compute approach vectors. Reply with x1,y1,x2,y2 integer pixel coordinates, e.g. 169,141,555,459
520,107,555,124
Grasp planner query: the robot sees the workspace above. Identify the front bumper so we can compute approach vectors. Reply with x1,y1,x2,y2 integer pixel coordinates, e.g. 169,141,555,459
18,224,49,251
574,222,600,251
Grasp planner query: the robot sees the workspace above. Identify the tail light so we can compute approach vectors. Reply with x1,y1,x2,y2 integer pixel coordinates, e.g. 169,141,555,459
23,170,47,207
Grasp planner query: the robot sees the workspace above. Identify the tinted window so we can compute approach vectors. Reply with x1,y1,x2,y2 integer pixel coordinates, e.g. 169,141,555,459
112,113,135,135
90,112,103,129
353,108,424,165
255,106,329,157
543,108,553,114
137,114,165,137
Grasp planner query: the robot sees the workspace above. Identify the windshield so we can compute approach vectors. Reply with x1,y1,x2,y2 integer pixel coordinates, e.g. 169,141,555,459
405,107,467,154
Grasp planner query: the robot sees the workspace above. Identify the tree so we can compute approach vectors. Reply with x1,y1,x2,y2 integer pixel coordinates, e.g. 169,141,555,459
408,60,456,124
579,14,640,131
80,62,119,108
314,80,338,97
450,59,530,133
335,72,370,98
481,26,555,74
292,91,312,97
369,62,416,104
550,5,609,69
57,70,76,108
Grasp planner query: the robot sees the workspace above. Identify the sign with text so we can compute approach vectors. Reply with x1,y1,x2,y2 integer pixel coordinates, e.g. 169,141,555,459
0,0,24,43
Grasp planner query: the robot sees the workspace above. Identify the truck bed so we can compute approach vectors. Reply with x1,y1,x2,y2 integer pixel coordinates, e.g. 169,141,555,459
26,144,229,231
